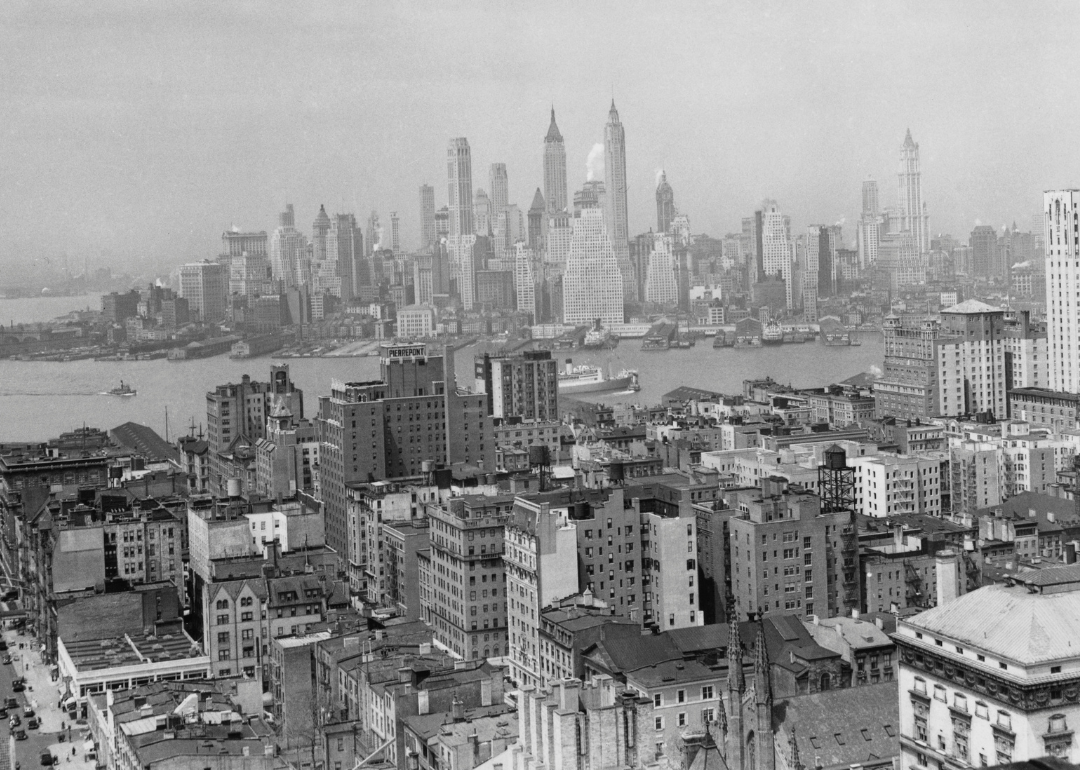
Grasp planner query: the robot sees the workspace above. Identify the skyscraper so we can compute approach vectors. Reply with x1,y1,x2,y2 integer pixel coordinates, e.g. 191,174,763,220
656,171,675,233
490,163,509,257
390,211,401,255
760,200,795,309
1045,190,1080,393
898,129,930,254
473,188,492,237
562,203,624,325
311,204,331,263
970,225,999,279
365,211,380,256
861,179,879,218
603,101,635,302
179,261,228,324
419,184,436,252
328,213,365,299
447,137,474,238
543,108,568,216
527,188,546,252
269,204,308,289
644,232,678,306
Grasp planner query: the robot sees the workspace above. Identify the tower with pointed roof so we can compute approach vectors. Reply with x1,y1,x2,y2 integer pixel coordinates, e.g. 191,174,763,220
543,107,568,217
604,101,635,304
725,603,745,770
751,621,775,770
527,188,546,252
897,129,929,255
656,170,676,233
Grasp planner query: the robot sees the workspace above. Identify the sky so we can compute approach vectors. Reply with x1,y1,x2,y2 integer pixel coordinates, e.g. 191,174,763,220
2,0,1078,277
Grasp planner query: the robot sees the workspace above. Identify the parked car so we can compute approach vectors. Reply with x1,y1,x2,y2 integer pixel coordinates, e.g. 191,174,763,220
39,753,54,767
12,680,25,692
2,654,11,665
27,718,39,730
5,697,17,709
0,640,9,651
22,706,33,717
10,714,20,727
0,707,8,719
13,729,26,741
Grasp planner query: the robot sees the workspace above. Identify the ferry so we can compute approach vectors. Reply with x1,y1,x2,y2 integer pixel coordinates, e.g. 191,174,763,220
108,380,137,397
558,359,640,394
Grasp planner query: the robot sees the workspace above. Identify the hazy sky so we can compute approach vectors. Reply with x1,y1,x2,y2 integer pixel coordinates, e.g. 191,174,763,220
3,1,1078,274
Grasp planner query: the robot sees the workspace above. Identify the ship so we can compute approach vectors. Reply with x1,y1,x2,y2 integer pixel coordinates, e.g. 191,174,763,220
762,322,784,345
824,332,852,346
581,328,618,349
108,380,137,397
558,359,640,394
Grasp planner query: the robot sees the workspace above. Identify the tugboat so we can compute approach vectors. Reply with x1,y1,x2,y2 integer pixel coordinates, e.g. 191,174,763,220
108,380,137,397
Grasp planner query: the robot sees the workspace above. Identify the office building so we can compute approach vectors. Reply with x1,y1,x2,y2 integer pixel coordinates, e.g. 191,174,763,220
604,101,636,301
645,231,678,306
474,349,559,422
328,212,365,300
448,138,475,238
562,205,624,325
419,183,436,252
898,129,930,254
895,566,1080,769
970,224,999,279
178,261,227,324
221,228,268,258
761,200,795,308
270,203,309,288
490,163,509,255
474,188,492,236
544,107,568,216
390,211,401,255
1046,190,1080,393
527,188,546,253
315,343,493,557
656,171,675,233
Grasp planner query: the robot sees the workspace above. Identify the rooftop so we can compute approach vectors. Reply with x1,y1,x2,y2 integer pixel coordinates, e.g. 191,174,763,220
902,573,1080,664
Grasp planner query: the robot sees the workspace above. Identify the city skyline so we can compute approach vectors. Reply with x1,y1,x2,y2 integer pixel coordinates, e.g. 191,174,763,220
4,2,1080,275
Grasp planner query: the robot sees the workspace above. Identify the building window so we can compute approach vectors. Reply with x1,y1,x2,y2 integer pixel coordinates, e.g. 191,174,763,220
677,712,687,727
702,686,714,700
654,693,662,707
655,716,664,731
677,690,685,704
934,684,946,702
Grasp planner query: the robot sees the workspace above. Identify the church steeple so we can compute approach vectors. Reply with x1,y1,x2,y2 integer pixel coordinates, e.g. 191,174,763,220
753,619,776,770
725,601,745,770
788,725,804,770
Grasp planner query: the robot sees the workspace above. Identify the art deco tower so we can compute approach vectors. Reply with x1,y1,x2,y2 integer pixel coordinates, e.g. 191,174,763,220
604,101,635,301
1045,190,1080,393
897,129,929,254
656,171,675,233
447,137,474,237
543,108,568,215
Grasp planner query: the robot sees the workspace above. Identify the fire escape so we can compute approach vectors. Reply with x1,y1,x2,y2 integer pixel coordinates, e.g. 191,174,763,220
905,562,925,608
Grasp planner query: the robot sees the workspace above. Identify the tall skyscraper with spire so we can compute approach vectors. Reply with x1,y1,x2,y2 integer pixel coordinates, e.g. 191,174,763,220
419,184,436,252
604,101,635,302
447,138,474,237
898,129,929,254
489,163,509,256
543,108,568,216
270,203,308,289
656,171,675,233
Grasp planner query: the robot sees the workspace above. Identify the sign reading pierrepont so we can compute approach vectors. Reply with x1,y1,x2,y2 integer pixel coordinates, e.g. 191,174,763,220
382,343,428,360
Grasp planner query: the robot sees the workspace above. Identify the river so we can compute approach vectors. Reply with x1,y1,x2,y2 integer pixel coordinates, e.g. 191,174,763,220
0,295,97,326
0,335,883,443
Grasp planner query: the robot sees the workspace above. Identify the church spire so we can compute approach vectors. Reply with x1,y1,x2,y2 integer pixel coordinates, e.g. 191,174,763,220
726,600,744,690
545,107,563,143
789,725,804,770
753,619,771,704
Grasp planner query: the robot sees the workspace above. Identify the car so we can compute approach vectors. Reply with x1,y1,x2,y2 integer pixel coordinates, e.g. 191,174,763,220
0,640,8,651
5,697,16,709
26,718,38,730
39,753,53,767
12,681,25,692
0,708,7,719
22,706,33,717
10,714,20,727
13,729,26,741
2,654,11,665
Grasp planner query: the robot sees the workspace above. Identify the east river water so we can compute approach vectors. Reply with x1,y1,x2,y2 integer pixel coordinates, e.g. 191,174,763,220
0,328,883,443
